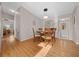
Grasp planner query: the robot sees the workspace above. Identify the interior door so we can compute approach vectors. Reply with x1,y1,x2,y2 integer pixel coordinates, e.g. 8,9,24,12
59,18,70,40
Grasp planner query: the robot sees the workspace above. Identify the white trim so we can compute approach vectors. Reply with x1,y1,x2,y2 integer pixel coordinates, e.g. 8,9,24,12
14,6,21,38
19,36,33,42
72,39,79,45
75,42,79,45
76,42,79,45
20,39,27,42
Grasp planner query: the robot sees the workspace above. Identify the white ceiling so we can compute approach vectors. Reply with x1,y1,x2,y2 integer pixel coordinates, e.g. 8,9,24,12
2,2,20,16
2,2,79,20
20,2,79,20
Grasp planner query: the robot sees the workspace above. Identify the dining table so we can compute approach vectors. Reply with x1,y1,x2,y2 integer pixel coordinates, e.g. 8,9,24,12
36,28,56,42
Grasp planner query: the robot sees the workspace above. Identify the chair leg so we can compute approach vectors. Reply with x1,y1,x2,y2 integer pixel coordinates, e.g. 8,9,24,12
51,39,53,46
51,37,55,46
39,36,42,42
54,37,56,43
33,37,36,42
33,39,35,42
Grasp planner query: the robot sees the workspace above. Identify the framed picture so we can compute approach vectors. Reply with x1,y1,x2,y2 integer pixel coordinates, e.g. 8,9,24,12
61,23,65,30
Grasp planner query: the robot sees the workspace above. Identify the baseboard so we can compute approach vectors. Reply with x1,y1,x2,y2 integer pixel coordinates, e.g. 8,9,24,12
72,40,79,45
75,42,79,45
17,36,79,45
19,37,33,42
20,39,26,42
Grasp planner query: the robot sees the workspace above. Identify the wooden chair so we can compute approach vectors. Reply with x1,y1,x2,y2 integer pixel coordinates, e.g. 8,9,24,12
38,28,42,31
41,28,56,46
32,28,40,42
50,28,56,43
40,31,53,46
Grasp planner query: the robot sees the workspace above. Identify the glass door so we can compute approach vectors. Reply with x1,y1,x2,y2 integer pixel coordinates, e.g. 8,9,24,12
58,17,70,40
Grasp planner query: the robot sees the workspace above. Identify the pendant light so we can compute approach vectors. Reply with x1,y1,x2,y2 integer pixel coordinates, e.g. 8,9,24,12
43,8,48,19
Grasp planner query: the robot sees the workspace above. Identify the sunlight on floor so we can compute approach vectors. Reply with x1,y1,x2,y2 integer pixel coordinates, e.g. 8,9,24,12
38,42,48,47
35,42,52,57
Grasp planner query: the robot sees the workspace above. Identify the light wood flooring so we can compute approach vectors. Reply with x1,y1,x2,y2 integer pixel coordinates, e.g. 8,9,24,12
0,36,79,57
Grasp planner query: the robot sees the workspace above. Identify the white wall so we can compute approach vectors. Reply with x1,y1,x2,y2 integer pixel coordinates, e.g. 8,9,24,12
69,16,74,40
15,8,21,39
73,7,79,44
15,7,42,41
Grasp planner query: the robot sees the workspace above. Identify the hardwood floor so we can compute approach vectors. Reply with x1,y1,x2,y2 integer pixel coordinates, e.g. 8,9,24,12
46,39,79,57
2,37,42,57
0,36,79,57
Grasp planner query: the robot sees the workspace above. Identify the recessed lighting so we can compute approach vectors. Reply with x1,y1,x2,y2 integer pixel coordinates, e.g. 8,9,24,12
9,9,15,12
9,9,18,14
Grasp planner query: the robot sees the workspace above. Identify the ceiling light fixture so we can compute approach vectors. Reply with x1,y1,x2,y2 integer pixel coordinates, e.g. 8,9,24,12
44,8,48,12
43,8,48,19
43,16,48,19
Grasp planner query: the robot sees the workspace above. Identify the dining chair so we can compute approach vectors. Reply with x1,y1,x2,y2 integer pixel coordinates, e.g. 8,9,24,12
41,31,53,46
52,31,56,44
41,28,56,46
32,28,40,42
38,28,42,31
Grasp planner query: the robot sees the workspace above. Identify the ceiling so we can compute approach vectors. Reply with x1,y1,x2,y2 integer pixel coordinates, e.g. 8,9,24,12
2,2,79,20
2,2,19,16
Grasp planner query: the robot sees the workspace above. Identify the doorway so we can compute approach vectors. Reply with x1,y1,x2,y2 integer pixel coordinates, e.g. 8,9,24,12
0,4,16,56
58,17,70,40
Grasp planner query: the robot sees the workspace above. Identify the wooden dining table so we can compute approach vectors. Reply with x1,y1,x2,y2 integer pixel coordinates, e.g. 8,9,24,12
36,28,56,42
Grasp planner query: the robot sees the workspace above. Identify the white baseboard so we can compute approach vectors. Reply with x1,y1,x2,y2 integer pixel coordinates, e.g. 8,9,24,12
72,40,79,45
75,42,79,45
20,39,26,42
19,36,33,42
17,36,79,45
